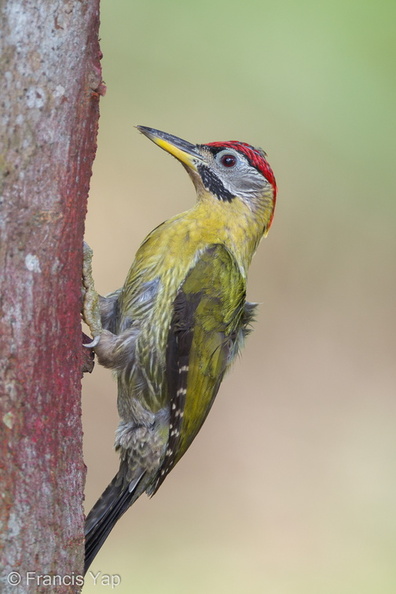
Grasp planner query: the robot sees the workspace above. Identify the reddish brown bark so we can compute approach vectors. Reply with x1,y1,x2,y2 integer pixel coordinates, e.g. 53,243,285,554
0,1,103,591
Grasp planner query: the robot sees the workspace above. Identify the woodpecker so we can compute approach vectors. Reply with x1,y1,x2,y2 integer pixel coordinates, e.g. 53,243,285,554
83,126,277,573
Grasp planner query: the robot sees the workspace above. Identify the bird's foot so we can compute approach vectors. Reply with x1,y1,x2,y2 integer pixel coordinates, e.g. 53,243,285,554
82,242,102,346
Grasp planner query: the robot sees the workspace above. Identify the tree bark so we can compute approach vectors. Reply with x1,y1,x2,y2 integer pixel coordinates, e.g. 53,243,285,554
0,1,102,591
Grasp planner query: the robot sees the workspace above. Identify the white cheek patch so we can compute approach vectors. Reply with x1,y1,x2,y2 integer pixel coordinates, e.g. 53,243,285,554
221,165,267,204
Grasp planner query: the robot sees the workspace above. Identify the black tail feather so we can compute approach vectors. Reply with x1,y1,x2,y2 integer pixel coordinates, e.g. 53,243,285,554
84,470,146,574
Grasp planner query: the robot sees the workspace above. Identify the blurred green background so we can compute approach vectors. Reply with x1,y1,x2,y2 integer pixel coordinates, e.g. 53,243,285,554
82,1,396,592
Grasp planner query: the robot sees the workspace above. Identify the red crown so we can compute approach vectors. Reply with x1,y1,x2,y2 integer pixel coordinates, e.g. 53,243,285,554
206,141,277,198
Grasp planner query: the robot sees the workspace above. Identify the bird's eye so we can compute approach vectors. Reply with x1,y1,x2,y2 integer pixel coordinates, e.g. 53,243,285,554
220,153,237,168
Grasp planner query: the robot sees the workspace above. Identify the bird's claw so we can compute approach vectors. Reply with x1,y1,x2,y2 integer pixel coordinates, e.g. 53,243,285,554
82,241,102,344
83,335,101,349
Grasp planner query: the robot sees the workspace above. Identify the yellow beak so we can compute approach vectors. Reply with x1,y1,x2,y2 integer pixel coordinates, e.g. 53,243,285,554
137,126,203,170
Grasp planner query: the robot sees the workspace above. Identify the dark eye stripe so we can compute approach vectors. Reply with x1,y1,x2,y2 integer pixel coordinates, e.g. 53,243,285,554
197,164,234,202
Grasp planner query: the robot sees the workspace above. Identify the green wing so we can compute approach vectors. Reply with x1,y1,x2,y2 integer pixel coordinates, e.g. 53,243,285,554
153,244,251,492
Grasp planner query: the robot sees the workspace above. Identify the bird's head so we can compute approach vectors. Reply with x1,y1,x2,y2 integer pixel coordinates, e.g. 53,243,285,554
137,125,277,233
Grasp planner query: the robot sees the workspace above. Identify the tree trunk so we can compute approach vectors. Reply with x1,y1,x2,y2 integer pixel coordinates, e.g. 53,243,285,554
0,1,102,591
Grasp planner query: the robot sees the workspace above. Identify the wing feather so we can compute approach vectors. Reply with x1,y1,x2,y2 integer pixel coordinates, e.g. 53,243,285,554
153,244,248,492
